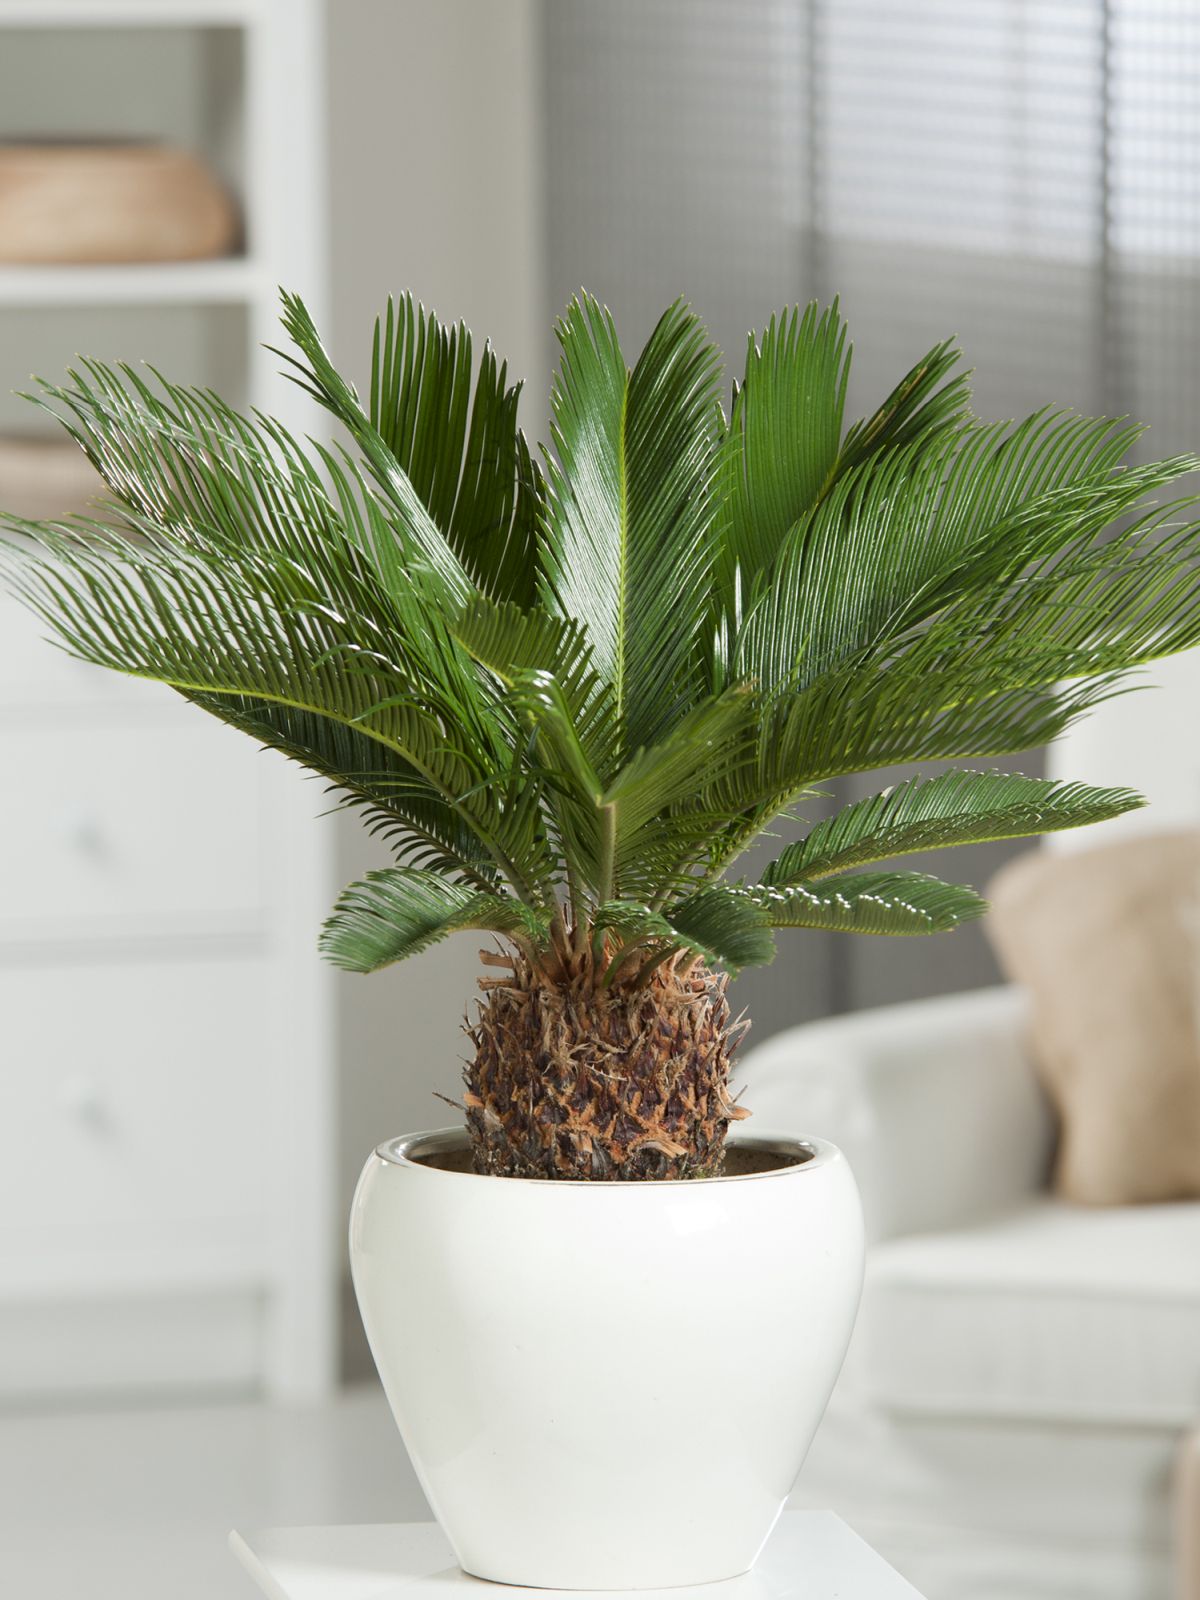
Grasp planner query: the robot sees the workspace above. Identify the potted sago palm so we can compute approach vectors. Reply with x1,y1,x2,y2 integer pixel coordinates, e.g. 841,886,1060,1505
5,290,1200,1588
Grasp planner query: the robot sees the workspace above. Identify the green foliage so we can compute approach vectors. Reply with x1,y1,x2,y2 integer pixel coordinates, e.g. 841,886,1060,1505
594,889,776,982
761,772,1144,884
742,874,987,935
4,290,1199,981
320,868,551,973
540,297,724,752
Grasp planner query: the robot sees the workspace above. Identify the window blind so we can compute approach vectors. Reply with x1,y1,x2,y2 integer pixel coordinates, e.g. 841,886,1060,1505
546,0,1200,438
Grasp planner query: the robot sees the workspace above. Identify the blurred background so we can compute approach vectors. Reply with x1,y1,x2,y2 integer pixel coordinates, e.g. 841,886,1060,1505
1,2,1197,1598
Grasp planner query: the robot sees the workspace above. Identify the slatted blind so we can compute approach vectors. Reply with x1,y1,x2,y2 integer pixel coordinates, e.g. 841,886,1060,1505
547,1,1200,425
543,0,1200,1021
543,0,810,364
812,1,1106,421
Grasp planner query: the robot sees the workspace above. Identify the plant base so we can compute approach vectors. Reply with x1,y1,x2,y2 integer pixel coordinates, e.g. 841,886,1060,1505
465,953,750,1180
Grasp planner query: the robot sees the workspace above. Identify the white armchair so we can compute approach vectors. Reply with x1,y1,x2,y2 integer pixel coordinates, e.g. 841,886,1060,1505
736,986,1200,1600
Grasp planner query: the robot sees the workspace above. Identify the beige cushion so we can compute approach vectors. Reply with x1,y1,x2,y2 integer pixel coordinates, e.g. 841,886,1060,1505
1177,1426,1200,1600
986,831,1200,1204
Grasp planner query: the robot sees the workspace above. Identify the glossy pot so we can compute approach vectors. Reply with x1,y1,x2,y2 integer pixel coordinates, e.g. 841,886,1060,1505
349,1127,863,1590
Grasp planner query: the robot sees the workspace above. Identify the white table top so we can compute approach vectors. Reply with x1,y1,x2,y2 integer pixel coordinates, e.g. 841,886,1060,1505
230,1509,922,1599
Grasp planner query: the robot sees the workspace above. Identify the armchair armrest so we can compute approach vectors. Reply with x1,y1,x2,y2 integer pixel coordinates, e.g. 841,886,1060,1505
733,986,1056,1243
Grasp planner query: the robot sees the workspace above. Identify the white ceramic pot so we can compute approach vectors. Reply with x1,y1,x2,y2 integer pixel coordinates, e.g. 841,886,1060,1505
349,1128,864,1591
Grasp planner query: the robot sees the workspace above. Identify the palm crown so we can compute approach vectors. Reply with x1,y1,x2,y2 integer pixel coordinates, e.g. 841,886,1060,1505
6,292,1200,992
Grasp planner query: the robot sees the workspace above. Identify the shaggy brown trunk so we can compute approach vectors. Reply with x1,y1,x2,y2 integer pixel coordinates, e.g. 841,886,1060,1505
464,947,750,1180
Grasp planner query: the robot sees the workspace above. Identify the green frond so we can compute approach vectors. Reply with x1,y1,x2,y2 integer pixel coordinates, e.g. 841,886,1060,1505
277,291,477,609
320,867,552,973
596,886,775,978
733,429,957,694
836,337,970,473
711,467,1200,865
911,492,1200,686
763,771,1145,883
451,593,618,775
737,663,1116,836
501,678,761,907
713,301,850,611
590,900,712,979
364,294,544,604
594,688,760,903
510,669,604,802
601,688,759,847
505,667,607,894
540,294,724,754
183,691,502,887
666,885,778,970
0,374,556,903
5,286,1199,984
744,873,987,936
737,412,1166,699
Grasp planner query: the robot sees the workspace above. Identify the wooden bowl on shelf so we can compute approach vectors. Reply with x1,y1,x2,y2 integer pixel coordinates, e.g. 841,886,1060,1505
0,140,238,264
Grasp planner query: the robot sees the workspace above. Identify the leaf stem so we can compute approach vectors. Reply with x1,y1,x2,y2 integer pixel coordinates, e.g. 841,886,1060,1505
597,799,617,905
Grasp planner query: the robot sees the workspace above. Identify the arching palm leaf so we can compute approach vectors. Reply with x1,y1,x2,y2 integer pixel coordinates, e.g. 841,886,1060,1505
321,867,553,973
762,771,1144,885
835,336,970,471
281,291,543,606
539,294,724,754
596,888,776,979
4,288,1200,988
713,300,851,613
740,873,987,935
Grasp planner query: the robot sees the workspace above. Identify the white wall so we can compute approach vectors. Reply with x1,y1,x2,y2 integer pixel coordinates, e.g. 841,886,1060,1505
1048,649,1200,849
325,0,547,1218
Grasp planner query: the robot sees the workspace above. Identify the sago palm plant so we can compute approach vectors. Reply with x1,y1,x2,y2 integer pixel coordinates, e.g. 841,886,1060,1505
5,292,1200,1180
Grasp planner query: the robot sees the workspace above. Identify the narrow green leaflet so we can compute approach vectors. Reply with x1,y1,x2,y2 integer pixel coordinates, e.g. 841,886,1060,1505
365,294,542,604
835,338,970,473
744,873,987,936
452,594,617,775
184,691,502,887
540,294,724,754
320,868,552,973
667,885,777,969
601,687,759,842
596,887,775,976
713,302,850,611
278,292,477,609
763,771,1145,884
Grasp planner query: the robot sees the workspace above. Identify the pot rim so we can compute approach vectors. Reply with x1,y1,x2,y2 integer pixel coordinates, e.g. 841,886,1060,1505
373,1126,840,1185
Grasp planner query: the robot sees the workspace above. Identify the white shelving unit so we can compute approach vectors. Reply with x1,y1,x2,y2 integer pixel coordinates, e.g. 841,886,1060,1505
0,0,337,1402
0,260,264,306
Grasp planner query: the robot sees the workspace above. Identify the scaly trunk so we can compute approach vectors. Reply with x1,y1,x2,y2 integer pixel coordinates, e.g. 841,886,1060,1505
464,947,751,1180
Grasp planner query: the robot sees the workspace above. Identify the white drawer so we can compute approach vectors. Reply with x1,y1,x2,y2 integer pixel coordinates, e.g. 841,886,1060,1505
0,592,164,710
0,958,271,1268
0,712,268,937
